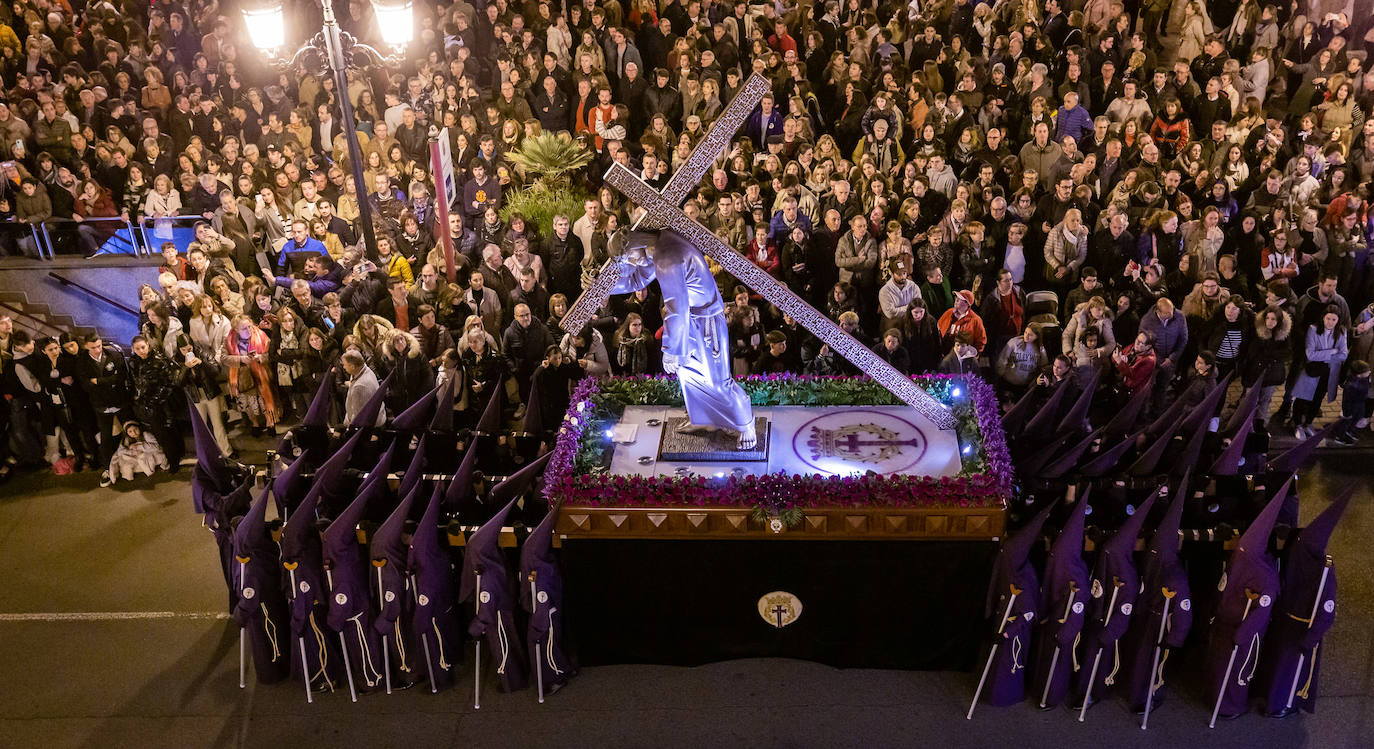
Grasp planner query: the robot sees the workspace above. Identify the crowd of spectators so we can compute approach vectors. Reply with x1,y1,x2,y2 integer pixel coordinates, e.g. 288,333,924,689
0,0,1373,487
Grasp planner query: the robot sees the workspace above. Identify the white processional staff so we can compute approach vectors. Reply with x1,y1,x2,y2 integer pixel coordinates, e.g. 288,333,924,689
473,571,482,711
1039,581,1078,708
373,560,393,695
410,573,439,695
285,565,315,704
1209,589,1259,728
1079,577,1125,723
324,566,360,703
236,554,248,689
531,570,545,704
1285,559,1332,711
966,584,1021,720
1140,587,1176,730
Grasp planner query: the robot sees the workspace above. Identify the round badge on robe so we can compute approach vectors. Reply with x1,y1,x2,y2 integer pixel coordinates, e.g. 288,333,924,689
1324,599,1335,613
384,591,395,603
417,594,430,606
1259,594,1272,608
479,591,491,604
536,591,548,604
243,587,256,599
300,581,311,594
1121,603,1133,615
1072,601,1084,614
335,593,347,605
1180,598,1191,611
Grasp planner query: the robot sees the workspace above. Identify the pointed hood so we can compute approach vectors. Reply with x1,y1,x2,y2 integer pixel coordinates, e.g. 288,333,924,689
1102,482,1163,559
1021,432,1077,476
1129,410,1186,476
1042,427,1105,479
232,486,277,560
1043,487,1090,586
520,497,560,575
429,377,455,432
1143,386,1191,436
1001,381,1043,435
322,442,396,552
1294,485,1353,561
1056,369,1100,434
314,429,365,506
392,384,440,431
1150,470,1190,568
444,436,480,512
371,480,420,569
478,383,504,434
1080,426,1147,477
1022,376,1074,439
281,475,323,564
986,502,1054,616
521,376,544,435
1237,475,1292,555
1210,395,1261,475
410,482,447,573
302,367,337,428
397,435,428,500
1174,386,1224,475
1223,378,1263,435
489,451,553,508
1179,373,1233,434
349,371,393,429
271,449,311,513
1101,372,1153,438
459,492,519,605
1267,423,1336,474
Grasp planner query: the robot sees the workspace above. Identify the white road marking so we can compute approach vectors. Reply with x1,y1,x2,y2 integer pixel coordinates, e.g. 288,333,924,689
0,611,229,621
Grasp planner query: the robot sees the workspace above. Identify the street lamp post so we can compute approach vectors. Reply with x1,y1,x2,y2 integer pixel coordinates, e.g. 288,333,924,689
243,0,414,262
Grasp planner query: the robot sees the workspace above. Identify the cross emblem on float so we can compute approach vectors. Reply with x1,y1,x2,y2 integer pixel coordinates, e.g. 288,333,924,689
562,73,956,431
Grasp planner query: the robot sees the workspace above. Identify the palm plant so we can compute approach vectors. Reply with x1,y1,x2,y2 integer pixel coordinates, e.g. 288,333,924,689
504,131,594,192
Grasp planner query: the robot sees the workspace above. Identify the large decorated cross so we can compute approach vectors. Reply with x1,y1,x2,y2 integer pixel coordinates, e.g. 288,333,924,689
562,73,955,431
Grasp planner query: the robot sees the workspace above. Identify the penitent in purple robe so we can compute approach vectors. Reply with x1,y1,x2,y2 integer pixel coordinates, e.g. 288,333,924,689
520,473,573,693
321,446,395,692
1076,484,1161,704
371,476,422,688
231,487,290,684
1203,477,1289,719
981,504,1052,707
1030,491,1091,707
1256,488,1351,716
279,479,341,691
411,482,462,691
1121,473,1195,712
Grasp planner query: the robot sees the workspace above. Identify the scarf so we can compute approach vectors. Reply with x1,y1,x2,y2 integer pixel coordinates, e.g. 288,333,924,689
999,290,1024,333
227,328,278,425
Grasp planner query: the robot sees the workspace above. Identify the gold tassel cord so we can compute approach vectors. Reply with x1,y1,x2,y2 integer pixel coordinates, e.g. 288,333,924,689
1297,642,1320,700
308,611,335,691
432,618,450,671
547,607,564,675
261,603,281,661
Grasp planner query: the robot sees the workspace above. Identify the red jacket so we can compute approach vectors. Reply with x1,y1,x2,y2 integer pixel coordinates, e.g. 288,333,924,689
1113,344,1157,392
937,308,988,353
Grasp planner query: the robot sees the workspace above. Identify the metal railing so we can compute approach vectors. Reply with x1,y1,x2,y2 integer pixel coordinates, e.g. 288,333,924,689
47,272,140,317
0,299,66,337
37,216,145,259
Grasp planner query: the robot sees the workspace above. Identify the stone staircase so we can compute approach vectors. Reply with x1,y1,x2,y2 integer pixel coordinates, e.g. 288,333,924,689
0,289,105,341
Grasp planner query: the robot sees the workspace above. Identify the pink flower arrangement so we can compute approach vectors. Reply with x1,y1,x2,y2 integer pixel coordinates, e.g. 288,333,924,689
543,374,1012,511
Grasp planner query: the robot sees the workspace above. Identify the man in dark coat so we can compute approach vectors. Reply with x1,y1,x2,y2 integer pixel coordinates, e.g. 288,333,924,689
502,304,554,408
544,214,586,302
77,335,132,483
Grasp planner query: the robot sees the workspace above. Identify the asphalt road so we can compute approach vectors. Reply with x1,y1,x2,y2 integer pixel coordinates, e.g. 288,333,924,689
1,454,1371,749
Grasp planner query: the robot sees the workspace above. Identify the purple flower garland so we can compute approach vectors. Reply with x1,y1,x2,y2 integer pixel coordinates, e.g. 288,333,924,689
543,374,1012,511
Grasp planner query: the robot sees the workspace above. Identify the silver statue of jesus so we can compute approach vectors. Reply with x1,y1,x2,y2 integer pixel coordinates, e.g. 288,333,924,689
611,229,757,450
